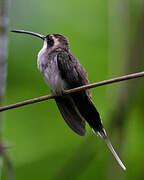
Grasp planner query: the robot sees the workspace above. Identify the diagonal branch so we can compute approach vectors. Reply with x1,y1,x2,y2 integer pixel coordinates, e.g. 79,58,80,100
0,71,144,112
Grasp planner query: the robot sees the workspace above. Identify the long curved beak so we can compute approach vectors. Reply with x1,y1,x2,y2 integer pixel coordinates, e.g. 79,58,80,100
11,29,46,40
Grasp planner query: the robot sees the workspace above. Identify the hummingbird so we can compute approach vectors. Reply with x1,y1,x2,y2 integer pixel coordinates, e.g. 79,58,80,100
11,29,126,170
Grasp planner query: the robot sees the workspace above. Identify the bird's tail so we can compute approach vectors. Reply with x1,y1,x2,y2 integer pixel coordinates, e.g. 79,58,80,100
94,128,126,171
71,91,126,170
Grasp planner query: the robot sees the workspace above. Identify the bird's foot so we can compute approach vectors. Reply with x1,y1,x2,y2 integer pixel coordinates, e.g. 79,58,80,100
52,89,66,97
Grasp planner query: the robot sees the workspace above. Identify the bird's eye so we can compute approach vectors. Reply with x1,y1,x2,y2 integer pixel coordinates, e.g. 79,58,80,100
47,35,54,47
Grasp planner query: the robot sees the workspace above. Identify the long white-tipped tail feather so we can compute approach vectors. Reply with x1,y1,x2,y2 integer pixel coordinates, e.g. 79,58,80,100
99,129,126,171
92,128,126,170
103,135,126,170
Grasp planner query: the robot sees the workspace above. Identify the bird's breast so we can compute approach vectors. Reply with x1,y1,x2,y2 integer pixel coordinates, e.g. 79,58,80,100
37,52,67,94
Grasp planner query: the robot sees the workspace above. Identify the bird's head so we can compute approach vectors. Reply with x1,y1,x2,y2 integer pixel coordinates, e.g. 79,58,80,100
45,34,69,50
11,30,69,51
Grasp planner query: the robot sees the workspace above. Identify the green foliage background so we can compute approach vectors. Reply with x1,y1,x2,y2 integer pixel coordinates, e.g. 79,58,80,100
2,0,144,179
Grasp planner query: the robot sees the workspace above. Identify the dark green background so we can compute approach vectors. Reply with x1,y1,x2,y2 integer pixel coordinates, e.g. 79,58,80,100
2,0,144,179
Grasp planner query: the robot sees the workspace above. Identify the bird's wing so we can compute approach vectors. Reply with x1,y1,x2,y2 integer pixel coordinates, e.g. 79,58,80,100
57,51,103,132
57,51,89,87
55,96,86,136
56,51,90,136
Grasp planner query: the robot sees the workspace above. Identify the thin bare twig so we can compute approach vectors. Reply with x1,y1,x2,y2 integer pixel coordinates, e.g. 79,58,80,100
0,71,144,112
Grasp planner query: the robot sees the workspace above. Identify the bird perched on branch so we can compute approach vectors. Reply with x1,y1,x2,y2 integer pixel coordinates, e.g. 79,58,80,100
12,29,126,170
